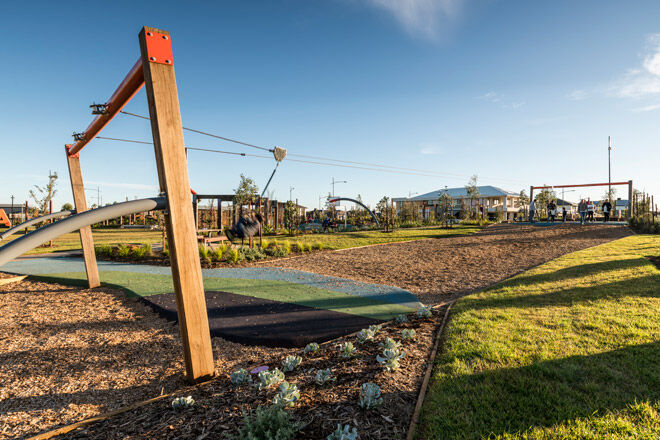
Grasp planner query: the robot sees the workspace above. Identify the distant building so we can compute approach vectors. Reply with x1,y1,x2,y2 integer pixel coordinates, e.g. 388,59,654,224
0,203,29,223
394,185,523,221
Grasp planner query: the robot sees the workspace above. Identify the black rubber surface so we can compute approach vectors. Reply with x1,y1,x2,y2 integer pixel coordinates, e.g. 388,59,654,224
140,290,382,347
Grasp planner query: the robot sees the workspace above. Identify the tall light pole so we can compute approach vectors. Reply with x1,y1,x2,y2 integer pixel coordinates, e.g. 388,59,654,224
289,186,295,202
608,136,613,198
10,195,14,227
331,177,347,198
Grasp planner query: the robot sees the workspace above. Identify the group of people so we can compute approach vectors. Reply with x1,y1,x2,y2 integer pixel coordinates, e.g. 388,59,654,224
527,197,613,224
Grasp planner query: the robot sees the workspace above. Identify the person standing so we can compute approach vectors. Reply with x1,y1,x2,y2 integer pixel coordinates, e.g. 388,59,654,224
548,200,557,222
562,206,567,222
602,199,612,222
578,199,587,225
586,198,595,221
529,199,536,223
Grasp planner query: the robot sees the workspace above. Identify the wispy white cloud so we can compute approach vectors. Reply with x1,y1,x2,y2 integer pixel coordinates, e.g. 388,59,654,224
477,91,500,103
419,143,441,155
477,91,524,110
609,33,660,99
363,0,465,40
566,90,588,101
629,103,660,112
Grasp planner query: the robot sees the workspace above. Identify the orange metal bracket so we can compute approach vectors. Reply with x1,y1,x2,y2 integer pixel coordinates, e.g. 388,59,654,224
67,59,145,156
144,30,173,65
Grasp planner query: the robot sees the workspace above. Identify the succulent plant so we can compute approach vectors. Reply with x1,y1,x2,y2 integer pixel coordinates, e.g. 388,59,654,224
368,324,382,334
257,368,285,390
401,328,417,341
358,382,383,410
377,348,406,372
379,337,402,351
356,327,376,344
272,381,300,407
282,355,302,372
230,368,251,385
395,314,409,323
417,305,433,318
314,368,337,386
327,424,358,440
171,395,195,410
339,342,357,358
304,342,320,355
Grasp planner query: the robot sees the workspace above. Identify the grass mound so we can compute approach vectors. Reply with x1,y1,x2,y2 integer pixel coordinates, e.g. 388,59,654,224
418,235,660,439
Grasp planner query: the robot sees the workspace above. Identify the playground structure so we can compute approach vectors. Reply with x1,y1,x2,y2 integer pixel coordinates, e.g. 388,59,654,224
328,197,380,227
530,180,634,220
0,209,10,228
0,27,214,382
0,209,74,241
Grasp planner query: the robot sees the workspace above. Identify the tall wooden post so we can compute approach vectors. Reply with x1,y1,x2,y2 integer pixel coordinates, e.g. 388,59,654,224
65,147,101,288
139,27,214,382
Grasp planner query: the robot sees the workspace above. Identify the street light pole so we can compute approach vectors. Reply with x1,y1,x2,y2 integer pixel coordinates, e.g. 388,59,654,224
608,136,612,197
10,195,14,227
289,187,294,202
331,177,347,198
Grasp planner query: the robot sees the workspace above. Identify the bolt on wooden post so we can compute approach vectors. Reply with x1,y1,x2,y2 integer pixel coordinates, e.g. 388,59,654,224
139,26,214,382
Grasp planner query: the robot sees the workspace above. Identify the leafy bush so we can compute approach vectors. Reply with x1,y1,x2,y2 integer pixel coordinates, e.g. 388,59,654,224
240,246,267,262
272,382,300,407
292,242,305,253
628,215,660,234
224,248,243,264
368,324,382,334
304,342,319,355
305,243,313,252
379,337,402,351
261,239,270,250
234,404,301,440
211,245,226,262
130,244,151,259
327,424,358,440
117,244,131,258
314,242,326,251
265,246,289,258
94,244,113,257
198,244,210,260
314,368,336,386
401,329,417,341
358,383,383,410
282,241,292,254
356,327,376,344
281,355,302,372
339,342,357,359
230,368,251,385
377,347,405,371
171,395,195,410
257,368,285,390
417,306,432,318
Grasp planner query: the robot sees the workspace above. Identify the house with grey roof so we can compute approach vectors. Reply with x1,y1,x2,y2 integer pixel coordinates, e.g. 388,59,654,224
393,185,523,221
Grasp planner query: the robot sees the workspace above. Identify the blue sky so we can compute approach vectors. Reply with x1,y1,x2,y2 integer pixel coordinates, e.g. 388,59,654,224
1,0,659,210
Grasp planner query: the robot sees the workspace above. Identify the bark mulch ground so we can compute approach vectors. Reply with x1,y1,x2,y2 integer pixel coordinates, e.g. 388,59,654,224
267,224,633,305
141,290,381,347
0,224,631,439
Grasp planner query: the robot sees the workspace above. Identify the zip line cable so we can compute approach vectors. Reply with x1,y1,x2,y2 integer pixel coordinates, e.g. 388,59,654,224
115,111,525,184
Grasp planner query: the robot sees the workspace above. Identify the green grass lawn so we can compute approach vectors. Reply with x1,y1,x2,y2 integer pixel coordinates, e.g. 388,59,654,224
417,234,660,439
265,225,480,250
0,229,163,255
0,225,479,255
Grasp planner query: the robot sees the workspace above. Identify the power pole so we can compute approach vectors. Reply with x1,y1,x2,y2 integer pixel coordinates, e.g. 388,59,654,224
10,195,14,227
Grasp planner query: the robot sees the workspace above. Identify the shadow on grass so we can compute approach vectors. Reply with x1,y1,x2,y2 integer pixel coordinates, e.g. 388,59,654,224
420,341,660,439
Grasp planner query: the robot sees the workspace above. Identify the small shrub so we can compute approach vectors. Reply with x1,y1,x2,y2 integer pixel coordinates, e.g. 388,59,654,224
401,329,417,341
315,368,336,386
198,244,210,260
272,382,300,407
282,241,292,254
368,324,382,335
339,342,357,358
260,239,270,250
131,244,151,259
257,368,285,390
230,368,251,385
358,383,383,410
395,314,408,324
282,355,302,372
417,305,432,318
356,328,376,344
292,242,305,253
94,244,113,257
234,404,301,440
171,395,195,410
117,244,131,258
327,424,358,440
211,245,226,262
304,342,319,355
225,248,242,264
241,246,267,262
379,337,402,351
377,348,405,372
305,243,313,252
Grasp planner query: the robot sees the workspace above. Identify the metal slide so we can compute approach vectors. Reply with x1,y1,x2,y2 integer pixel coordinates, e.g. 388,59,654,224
328,197,380,227
0,210,76,241
0,197,167,267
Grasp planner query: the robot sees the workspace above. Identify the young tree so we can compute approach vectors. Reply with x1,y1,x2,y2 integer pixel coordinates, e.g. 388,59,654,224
233,174,259,215
603,187,617,205
516,190,530,220
535,188,557,220
29,171,58,214
465,175,480,219
61,202,73,211
439,190,453,227
283,200,297,235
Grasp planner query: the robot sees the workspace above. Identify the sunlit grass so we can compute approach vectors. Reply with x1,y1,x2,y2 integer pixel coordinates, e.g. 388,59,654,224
417,235,660,439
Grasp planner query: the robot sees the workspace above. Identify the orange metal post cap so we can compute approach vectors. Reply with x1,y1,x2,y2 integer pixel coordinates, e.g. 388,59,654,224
145,31,173,65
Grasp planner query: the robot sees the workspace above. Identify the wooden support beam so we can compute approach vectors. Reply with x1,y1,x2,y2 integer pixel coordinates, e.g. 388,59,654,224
65,147,100,288
139,26,214,382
